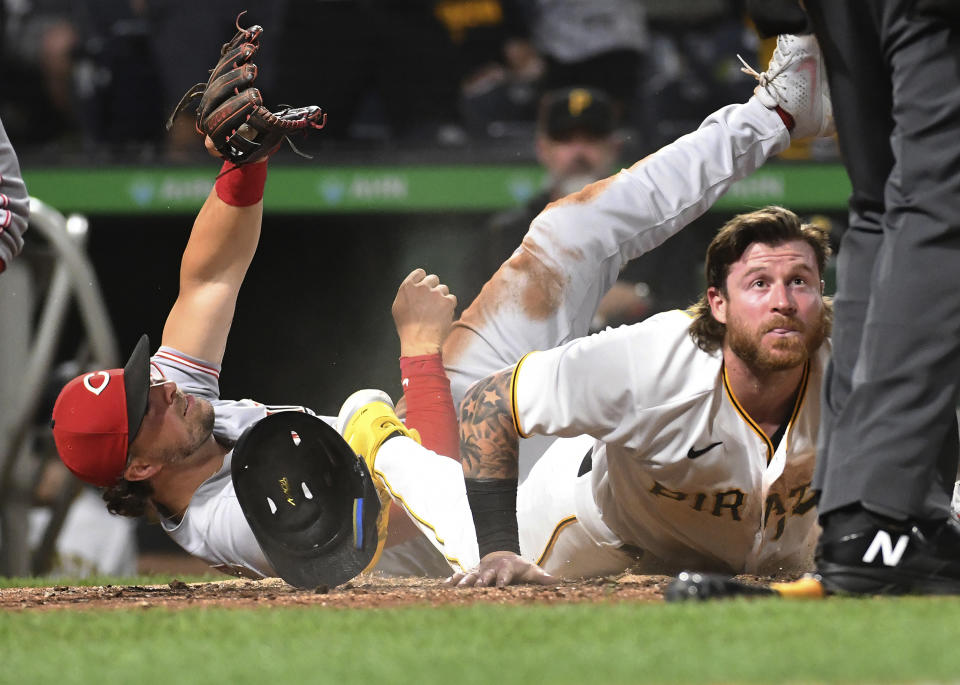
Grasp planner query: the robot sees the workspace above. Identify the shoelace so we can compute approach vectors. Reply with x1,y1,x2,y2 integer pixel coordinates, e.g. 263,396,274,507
736,50,797,101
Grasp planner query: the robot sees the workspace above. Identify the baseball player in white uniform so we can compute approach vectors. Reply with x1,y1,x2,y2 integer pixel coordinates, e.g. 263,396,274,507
337,33,836,583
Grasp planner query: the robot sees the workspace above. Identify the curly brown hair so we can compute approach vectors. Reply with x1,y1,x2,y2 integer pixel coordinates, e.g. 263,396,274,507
688,206,833,353
102,478,155,518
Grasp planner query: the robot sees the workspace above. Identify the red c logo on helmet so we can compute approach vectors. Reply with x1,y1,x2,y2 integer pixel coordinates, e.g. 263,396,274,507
82,372,111,396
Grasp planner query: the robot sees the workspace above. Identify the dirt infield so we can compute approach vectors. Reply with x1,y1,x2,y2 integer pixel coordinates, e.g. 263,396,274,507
0,573,679,611
0,572,793,611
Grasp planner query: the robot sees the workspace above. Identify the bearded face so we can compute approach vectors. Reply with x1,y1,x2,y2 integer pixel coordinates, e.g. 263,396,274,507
709,240,827,375
537,132,619,199
725,307,828,373
159,397,216,465
128,385,217,467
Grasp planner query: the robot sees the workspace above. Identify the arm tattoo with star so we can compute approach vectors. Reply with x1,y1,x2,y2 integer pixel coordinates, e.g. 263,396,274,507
459,367,520,480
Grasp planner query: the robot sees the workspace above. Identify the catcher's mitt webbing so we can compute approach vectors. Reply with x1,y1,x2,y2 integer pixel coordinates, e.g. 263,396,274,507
166,17,326,165
165,21,261,132
198,63,258,122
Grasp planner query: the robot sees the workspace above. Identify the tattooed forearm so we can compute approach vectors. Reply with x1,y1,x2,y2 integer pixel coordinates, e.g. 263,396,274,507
459,367,519,479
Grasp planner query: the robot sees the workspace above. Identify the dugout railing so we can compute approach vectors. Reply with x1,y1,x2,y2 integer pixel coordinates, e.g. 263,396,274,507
0,198,118,576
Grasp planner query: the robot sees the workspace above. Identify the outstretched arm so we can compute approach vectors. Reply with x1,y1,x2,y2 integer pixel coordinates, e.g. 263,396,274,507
449,367,556,587
160,152,267,364
0,116,29,274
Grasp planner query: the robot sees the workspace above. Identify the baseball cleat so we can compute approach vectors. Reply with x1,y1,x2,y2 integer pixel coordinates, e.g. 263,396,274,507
337,389,422,471
739,34,835,139
338,388,421,497
816,511,960,595
665,571,826,601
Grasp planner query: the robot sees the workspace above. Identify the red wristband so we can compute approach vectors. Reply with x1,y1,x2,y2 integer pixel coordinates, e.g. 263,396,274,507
400,353,459,460
215,160,268,207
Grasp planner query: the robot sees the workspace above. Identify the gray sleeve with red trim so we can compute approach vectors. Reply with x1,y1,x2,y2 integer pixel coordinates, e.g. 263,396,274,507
0,116,29,274
151,345,329,446
151,346,223,400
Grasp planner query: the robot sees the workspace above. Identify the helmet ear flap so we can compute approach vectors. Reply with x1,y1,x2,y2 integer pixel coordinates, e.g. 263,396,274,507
231,412,381,588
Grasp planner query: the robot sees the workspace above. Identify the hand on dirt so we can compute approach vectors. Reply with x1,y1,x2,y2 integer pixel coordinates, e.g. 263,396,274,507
446,551,557,587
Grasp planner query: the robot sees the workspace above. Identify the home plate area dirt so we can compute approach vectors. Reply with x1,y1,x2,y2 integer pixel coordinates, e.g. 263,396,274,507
1,574,670,611
0,573,794,611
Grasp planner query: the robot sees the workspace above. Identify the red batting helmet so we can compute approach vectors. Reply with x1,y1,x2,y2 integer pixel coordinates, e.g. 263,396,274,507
51,335,152,487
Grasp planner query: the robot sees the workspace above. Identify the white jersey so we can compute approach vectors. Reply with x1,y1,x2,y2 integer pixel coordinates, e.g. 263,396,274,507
152,346,325,579
374,97,822,577
512,310,830,574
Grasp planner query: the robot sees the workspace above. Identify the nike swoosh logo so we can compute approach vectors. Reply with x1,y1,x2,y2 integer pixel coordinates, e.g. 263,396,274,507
687,442,723,459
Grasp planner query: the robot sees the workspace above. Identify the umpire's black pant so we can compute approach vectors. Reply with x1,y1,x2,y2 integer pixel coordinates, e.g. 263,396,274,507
807,0,960,520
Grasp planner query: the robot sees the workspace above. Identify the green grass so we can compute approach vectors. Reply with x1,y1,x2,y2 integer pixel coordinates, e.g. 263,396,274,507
3,597,960,684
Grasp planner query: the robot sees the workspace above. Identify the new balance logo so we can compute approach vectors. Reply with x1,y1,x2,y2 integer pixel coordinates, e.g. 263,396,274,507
862,530,910,566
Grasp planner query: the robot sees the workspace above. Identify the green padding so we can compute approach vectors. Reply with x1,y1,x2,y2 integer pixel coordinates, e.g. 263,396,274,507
713,163,852,211
22,162,851,215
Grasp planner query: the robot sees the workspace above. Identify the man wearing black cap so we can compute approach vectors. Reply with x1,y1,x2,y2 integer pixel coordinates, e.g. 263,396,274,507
534,86,621,201
487,86,621,269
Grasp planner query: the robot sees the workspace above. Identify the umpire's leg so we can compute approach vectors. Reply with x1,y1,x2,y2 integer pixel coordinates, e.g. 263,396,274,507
807,0,891,507
810,0,960,520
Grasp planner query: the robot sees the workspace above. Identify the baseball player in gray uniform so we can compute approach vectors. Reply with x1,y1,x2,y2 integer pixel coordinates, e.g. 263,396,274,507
50,146,457,579
0,115,30,274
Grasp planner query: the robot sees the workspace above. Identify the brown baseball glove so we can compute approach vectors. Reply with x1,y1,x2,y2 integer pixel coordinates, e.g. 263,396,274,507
166,18,326,165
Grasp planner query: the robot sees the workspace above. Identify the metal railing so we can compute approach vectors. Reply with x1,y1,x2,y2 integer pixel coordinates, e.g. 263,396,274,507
0,198,118,576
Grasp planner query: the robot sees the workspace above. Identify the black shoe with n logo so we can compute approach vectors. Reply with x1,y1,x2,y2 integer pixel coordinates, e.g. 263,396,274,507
816,508,960,595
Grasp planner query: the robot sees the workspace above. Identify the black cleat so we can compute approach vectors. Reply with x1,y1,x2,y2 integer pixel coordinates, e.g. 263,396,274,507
816,512,960,595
